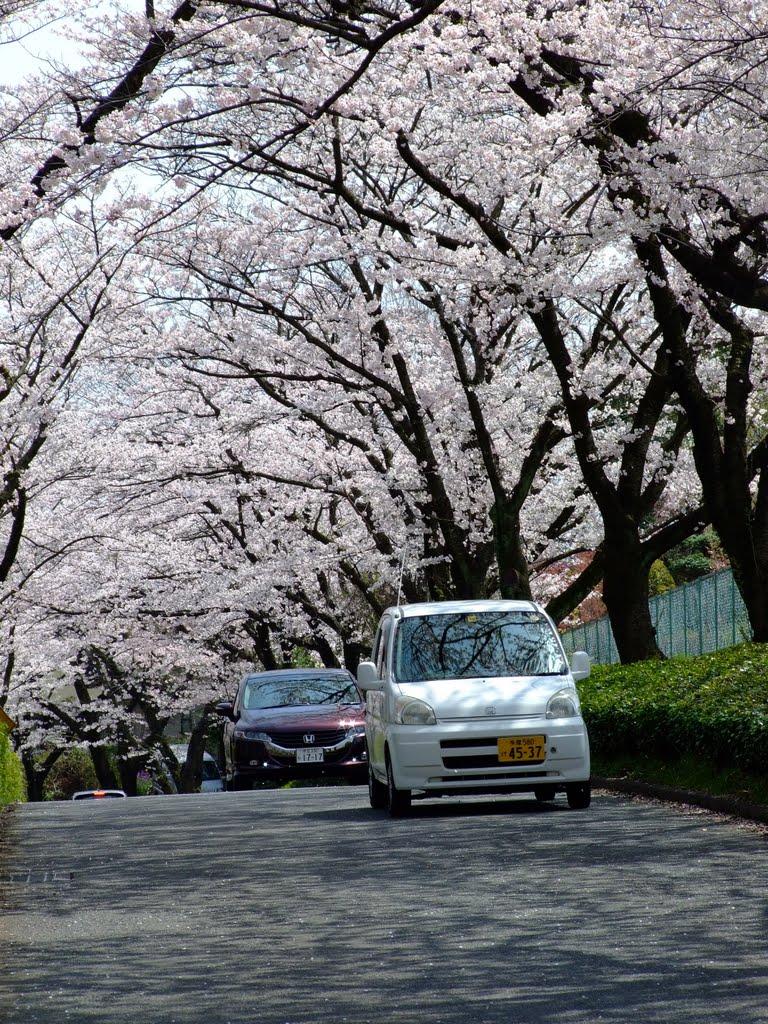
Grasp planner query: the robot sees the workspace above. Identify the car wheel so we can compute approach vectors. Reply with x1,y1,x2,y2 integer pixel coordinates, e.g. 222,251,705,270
386,755,411,817
368,761,387,810
231,773,252,792
566,781,591,810
534,785,557,802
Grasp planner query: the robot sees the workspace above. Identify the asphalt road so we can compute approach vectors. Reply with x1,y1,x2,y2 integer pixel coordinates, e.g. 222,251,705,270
1,786,768,1024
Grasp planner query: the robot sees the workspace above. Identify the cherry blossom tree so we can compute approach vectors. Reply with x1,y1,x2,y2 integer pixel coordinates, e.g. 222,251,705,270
137,195,596,597
105,1,710,660
0,200,139,706
479,0,768,642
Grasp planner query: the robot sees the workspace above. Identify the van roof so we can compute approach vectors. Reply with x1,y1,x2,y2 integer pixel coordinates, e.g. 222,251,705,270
387,599,544,619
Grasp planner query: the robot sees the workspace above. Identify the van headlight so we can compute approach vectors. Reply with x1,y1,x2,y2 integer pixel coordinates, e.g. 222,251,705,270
395,696,436,726
546,688,580,719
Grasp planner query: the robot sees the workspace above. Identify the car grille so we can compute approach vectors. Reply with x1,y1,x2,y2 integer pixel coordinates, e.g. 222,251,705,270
440,737,543,769
442,755,510,769
441,738,498,749
268,729,348,748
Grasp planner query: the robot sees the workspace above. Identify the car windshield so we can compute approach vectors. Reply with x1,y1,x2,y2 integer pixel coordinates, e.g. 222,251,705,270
394,610,567,682
243,675,360,710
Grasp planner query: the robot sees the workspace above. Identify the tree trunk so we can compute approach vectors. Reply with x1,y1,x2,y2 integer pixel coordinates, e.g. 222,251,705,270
545,548,605,626
342,639,367,673
637,240,768,644
179,711,211,793
602,537,665,662
117,755,142,797
491,500,533,600
21,748,62,802
736,565,768,642
714,509,768,643
89,746,119,790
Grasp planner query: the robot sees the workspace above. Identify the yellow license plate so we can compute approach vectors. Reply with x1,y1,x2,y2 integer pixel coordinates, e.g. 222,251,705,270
498,735,546,763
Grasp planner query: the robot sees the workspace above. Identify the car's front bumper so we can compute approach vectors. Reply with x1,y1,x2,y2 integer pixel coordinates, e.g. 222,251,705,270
384,716,590,794
232,733,368,779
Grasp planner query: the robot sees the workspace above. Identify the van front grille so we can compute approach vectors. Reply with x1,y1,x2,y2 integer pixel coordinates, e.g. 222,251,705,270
442,755,502,769
441,737,498,750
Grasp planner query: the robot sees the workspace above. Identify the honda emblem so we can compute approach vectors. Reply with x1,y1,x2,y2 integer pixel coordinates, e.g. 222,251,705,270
303,733,316,744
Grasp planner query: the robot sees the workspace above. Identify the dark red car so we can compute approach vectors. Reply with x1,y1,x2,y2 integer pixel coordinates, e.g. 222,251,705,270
216,668,367,790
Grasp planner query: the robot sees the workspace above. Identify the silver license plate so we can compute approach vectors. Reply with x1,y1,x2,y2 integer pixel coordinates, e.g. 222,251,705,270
296,748,324,763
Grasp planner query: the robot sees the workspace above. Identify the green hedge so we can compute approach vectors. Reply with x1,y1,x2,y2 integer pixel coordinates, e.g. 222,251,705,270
579,642,768,774
0,724,26,806
43,747,99,801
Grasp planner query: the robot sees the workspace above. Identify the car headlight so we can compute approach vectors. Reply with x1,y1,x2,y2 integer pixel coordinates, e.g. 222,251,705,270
346,725,366,737
233,728,270,740
395,695,436,726
546,688,580,719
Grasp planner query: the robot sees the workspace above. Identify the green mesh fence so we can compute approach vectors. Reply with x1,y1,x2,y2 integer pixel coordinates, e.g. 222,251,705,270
560,568,751,665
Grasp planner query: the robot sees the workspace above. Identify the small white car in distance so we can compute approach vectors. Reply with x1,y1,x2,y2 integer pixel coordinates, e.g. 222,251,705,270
72,789,127,800
356,599,592,816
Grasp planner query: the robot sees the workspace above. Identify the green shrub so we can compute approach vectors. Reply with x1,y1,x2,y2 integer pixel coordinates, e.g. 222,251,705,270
43,747,99,801
664,530,721,585
648,559,676,596
0,725,26,806
580,642,768,775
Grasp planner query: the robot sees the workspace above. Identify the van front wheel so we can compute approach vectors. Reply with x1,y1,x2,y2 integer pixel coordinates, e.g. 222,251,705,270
369,761,387,810
386,755,412,817
566,781,591,809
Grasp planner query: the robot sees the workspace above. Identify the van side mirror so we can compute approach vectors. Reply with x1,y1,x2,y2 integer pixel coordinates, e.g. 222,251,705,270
570,651,591,681
356,661,383,691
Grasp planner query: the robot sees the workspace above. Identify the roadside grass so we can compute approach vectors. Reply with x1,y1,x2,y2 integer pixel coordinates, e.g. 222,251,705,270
591,753,768,807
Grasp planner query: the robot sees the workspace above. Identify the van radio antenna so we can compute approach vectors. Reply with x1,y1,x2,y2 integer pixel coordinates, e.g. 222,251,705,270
396,544,407,608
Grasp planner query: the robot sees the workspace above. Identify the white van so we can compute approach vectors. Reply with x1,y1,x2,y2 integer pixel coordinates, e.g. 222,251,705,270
356,599,592,816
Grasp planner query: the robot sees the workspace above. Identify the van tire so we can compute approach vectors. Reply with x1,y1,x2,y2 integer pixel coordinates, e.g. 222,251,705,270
369,761,387,809
386,755,411,817
566,781,591,809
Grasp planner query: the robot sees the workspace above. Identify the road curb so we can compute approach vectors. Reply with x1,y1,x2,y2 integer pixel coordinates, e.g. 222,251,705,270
593,775,768,825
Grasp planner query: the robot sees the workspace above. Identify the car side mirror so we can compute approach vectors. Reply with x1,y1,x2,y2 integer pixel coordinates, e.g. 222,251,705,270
570,651,591,681
356,661,383,691
213,701,235,718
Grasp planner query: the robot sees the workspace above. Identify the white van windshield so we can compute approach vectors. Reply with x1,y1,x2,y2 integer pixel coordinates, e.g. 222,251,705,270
394,610,566,682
